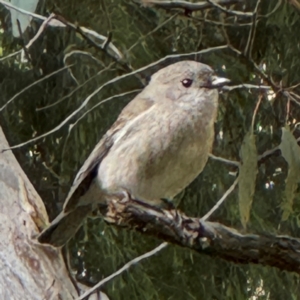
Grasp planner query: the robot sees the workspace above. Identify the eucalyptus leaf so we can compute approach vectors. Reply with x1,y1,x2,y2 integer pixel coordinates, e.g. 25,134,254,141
238,131,258,228
279,126,300,221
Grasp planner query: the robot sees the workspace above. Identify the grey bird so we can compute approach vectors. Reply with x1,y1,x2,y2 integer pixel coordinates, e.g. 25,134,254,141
38,60,228,247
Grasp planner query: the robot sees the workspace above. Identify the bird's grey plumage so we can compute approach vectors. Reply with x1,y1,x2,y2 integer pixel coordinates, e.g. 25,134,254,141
38,60,225,247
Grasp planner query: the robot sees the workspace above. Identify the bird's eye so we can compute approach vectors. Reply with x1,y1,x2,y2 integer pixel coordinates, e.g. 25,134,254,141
181,79,193,88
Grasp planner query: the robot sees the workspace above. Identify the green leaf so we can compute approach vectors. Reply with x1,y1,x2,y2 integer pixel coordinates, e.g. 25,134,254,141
279,126,300,221
79,124,86,145
238,131,258,228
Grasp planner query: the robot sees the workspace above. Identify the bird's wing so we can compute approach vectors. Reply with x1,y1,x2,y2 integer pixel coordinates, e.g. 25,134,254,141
63,94,155,212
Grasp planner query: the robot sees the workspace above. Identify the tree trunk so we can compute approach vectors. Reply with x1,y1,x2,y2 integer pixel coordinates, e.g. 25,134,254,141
0,127,78,300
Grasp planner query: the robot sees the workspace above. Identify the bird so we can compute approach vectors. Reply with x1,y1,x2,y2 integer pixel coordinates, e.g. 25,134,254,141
38,60,228,247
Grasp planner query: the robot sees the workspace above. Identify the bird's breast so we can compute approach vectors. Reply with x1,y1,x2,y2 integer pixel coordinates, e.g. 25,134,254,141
97,101,216,203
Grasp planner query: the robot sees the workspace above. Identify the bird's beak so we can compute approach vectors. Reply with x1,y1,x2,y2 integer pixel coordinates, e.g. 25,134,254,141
211,76,230,88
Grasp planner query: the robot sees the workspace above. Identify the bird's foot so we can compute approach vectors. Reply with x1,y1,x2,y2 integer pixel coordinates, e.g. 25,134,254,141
160,198,176,210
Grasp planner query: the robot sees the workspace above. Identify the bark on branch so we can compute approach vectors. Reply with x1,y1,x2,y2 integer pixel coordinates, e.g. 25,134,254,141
140,0,244,12
104,197,300,274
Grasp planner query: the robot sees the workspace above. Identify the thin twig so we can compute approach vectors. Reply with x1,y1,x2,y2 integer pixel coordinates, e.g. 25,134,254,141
225,24,299,114
226,39,278,94
222,84,271,91
140,0,245,12
36,63,115,111
251,94,263,131
257,145,280,161
247,58,278,91
63,50,106,86
102,32,112,50
25,13,56,51
59,90,141,167
261,0,283,18
100,0,112,32
69,89,142,132
16,19,32,63
190,15,252,27
286,94,291,123
0,65,74,112
282,91,300,107
42,162,60,180
0,50,22,62
202,176,239,221
127,13,178,53
244,0,261,57
0,1,124,62
2,45,228,151
209,154,240,166
77,242,168,300
286,82,300,90
54,15,127,69
206,0,253,17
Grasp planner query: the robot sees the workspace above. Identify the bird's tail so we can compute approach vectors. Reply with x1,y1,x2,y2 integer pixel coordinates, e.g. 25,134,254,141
38,204,92,247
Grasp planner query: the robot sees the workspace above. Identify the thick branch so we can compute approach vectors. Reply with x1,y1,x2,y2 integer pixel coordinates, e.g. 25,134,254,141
0,127,108,299
0,127,78,299
104,198,300,274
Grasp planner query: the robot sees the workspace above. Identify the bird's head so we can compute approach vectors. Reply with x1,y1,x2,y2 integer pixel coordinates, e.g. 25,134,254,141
148,60,229,107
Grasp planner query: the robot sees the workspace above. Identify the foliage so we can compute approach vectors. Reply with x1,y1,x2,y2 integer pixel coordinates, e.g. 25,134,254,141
1,0,300,299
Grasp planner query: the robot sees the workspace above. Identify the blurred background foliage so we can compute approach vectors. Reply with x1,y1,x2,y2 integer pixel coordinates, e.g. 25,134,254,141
1,0,300,299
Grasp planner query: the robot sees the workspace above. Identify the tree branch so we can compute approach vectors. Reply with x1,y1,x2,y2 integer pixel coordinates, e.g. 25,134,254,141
0,127,79,299
2,44,228,151
140,0,245,12
104,197,300,274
